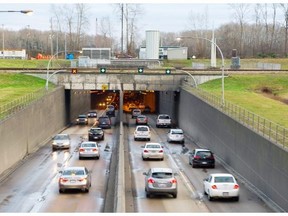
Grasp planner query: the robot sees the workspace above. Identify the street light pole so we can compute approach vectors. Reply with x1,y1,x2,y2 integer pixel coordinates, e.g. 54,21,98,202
46,50,82,90
0,10,33,14
2,24,4,59
177,36,225,105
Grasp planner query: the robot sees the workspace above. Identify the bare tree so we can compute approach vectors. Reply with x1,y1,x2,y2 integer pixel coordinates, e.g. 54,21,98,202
229,4,250,56
280,3,288,56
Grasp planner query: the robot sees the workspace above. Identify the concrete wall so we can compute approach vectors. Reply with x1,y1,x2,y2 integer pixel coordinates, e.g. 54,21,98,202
0,87,67,176
158,88,288,212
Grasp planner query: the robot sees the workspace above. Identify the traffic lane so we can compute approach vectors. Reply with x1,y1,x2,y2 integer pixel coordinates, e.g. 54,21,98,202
143,115,274,212
173,153,274,212
0,132,83,212
36,122,116,212
126,116,209,213
0,118,115,212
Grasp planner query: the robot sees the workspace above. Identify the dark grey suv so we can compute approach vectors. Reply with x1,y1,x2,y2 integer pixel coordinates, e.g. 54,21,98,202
97,116,111,129
189,148,215,168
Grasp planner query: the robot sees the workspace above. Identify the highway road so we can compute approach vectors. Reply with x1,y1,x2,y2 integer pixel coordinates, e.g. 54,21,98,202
0,110,275,213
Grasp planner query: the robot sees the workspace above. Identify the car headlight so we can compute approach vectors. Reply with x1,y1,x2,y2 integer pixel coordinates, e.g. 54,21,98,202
52,141,56,145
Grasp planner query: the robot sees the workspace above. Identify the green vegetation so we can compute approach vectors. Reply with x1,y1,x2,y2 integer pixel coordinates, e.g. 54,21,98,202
199,74,288,128
0,59,70,69
0,73,47,104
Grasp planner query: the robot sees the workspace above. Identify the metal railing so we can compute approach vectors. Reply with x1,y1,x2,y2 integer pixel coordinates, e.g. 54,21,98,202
0,88,48,121
182,83,288,149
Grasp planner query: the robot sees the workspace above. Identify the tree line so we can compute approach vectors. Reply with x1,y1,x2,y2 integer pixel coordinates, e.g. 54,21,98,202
1,3,288,59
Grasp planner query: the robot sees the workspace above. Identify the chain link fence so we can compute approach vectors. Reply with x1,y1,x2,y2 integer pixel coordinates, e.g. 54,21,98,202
181,83,288,148
0,88,49,122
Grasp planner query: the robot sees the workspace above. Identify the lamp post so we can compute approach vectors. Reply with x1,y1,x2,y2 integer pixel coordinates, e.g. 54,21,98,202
2,24,4,59
177,36,225,105
46,50,81,90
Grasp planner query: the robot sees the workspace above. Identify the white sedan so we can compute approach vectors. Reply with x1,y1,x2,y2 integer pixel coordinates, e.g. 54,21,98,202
203,173,240,201
79,141,101,160
134,125,151,141
142,142,164,161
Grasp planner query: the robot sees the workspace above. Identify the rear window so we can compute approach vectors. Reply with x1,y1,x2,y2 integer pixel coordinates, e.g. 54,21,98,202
90,128,102,134
196,151,212,157
146,144,161,148
63,170,85,176
214,176,234,183
82,143,96,148
137,127,148,131
172,130,183,135
159,115,170,119
152,172,173,179
99,117,110,123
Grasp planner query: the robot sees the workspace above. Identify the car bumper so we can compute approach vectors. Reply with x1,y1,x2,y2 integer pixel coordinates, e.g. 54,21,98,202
146,186,177,194
209,189,239,198
134,135,150,140
89,136,103,140
193,160,215,167
52,144,70,149
79,153,100,158
142,153,164,159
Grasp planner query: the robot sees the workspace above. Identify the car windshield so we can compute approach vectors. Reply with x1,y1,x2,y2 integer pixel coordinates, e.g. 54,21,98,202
214,176,234,183
152,172,173,179
63,169,85,176
137,127,148,131
54,135,68,140
82,143,96,148
78,115,86,118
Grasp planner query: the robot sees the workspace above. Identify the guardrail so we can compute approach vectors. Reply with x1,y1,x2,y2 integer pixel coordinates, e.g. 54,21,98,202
0,88,48,122
182,83,288,149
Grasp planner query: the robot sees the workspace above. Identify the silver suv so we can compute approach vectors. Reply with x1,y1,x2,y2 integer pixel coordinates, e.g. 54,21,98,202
143,167,178,198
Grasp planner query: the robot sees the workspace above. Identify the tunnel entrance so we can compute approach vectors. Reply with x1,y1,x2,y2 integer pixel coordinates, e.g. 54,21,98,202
90,90,157,113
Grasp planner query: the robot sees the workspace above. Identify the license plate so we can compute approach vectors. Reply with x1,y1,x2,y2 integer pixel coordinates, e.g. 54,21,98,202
223,192,229,197
158,184,166,188
202,162,207,164
70,180,76,183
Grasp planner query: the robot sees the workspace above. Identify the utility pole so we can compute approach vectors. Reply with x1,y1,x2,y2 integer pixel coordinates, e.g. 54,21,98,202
121,3,124,54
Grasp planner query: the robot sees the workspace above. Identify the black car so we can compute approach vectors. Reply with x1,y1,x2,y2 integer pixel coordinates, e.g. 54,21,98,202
188,148,215,168
88,127,104,141
87,110,97,118
97,116,112,129
106,105,115,117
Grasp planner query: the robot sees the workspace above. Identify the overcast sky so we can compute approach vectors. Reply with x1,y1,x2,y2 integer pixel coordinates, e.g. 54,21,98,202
0,1,286,40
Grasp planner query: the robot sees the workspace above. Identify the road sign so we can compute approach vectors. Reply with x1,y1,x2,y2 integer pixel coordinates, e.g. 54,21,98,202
138,67,144,74
71,68,77,74
102,84,108,91
100,67,106,73
165,69,171,74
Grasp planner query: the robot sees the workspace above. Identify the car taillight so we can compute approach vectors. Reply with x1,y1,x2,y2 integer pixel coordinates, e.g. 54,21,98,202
92,148,98,152
170,178,177,184
144,150,149,153
194,155,200,159
79,148,85,152
148,178,155,184
234,184,239,189
60,178,68,183
211,185,217,189
159,149,163,153
79,177,87,182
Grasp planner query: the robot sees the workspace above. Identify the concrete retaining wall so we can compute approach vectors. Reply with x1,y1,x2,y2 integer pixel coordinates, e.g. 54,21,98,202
0,87,67,176
158,88,288,212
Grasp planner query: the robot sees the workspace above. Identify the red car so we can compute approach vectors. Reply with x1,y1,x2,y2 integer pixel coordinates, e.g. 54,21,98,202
136,115,148,125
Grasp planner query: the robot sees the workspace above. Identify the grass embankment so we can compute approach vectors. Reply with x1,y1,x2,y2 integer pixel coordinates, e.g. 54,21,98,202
0,59,69,68
200,74,288,128
0,73,47,104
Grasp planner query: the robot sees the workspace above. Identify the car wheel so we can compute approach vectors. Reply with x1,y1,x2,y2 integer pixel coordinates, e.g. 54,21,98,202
161,157,164,161
134,138,137,141
192,163,196,168
97,156,100,160
234,196,239,201
59,189,64,193
208,193,213,201
86,188,89,193
156,125,159,128
79,156,82,160
211,164,215,168
142,157,146,161
148,138,150,141
172,193,177,198
146,192,150,198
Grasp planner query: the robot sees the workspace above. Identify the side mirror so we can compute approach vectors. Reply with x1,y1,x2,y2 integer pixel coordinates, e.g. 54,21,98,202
143,172,147,175
203,178,208,182
59,170,63,174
